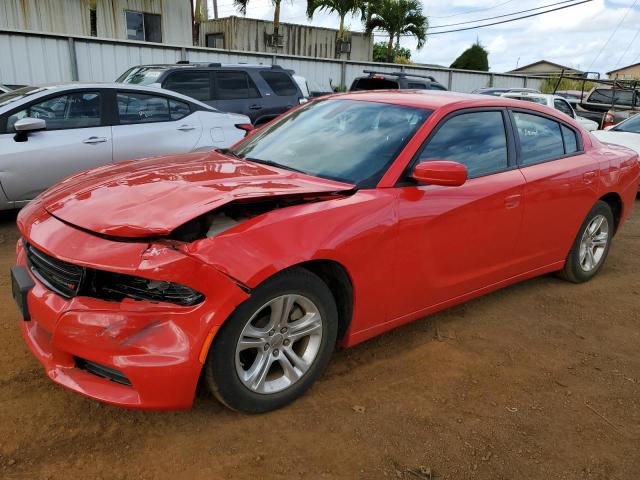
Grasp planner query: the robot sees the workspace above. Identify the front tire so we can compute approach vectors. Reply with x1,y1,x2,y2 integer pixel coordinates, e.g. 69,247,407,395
560,200,614,283
204,267,338,413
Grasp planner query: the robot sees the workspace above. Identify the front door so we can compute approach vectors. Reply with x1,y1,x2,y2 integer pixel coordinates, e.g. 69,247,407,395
0,90,111,202
392,109,526,318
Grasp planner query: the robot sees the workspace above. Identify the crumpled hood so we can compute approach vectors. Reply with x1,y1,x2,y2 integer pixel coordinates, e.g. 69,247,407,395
35,151,354,237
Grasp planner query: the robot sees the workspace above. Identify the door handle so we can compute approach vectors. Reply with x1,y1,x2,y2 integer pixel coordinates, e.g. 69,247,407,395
504,194,521,209
82,136,107,144
249,104,262,110
177,125,196,131
583,171,597,184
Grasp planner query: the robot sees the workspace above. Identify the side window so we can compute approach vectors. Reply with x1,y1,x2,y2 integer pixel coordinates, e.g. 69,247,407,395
169,99,191,120
554,99,574,118
215,72,260,100
7,92,101,132
513,112,564,165
408,82,427,89
561,125,579,154
260,71,298,96
117,92,172,124
429,83,447,91
163,71,211,101
418,111,508,178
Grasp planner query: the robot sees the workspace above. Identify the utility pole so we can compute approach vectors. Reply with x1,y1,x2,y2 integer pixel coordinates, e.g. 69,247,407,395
213,0,219,19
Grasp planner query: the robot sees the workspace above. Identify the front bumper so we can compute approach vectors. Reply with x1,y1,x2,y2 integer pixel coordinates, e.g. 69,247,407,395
14,209,249,410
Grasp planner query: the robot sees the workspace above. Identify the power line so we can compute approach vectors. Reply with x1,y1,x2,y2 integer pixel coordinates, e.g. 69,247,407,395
430,0,583,29
428,0,518,19
614,28,640,69
587,0,639,71
372,0,593,36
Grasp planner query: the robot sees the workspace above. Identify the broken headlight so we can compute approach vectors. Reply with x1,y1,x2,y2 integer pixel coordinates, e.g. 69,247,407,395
91,271,204,306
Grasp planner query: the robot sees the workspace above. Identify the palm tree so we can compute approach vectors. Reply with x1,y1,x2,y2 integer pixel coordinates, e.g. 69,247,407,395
233,0,286,42
306,0,366,40
365,0,427,63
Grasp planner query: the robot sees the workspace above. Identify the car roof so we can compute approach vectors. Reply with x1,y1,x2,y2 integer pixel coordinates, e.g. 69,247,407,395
332,90,583,124
130,63,282,70
0,82,218,112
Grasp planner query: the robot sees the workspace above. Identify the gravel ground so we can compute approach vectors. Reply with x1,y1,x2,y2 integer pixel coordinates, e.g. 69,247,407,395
0,200,639,480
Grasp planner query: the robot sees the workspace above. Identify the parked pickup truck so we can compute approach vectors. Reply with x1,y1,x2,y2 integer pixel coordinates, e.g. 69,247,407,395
577,86,640,128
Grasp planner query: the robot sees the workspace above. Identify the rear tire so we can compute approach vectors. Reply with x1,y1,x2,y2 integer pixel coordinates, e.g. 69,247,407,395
559,200,614,283
204,267,338,413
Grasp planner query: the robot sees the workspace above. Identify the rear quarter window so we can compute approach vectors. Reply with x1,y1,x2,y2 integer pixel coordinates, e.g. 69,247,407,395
260,71,298,96
350,78,399,91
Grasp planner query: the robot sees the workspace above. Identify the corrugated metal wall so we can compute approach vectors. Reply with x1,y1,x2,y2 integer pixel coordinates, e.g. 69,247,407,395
0,29,544,93
1,0,192,45
199,17,373,62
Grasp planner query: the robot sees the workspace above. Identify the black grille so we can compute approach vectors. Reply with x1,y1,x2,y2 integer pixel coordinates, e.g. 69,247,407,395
75,357,132,386
25,243,84,298
23,241,203,306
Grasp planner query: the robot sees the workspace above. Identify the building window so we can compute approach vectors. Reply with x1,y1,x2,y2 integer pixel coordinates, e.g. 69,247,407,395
206,33,224,49
125,11,162,43
90,9,97,37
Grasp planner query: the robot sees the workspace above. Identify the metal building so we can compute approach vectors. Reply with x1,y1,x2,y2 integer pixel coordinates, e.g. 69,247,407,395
199,16,373,62
0,0,192,45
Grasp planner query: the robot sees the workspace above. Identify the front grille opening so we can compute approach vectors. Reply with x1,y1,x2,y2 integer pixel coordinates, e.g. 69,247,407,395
25,243,84,298
75,357,132,387
24,241,204,306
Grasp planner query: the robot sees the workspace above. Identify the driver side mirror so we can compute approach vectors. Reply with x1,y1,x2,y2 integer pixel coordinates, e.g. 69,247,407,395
412,160,467,187
14,117,46,142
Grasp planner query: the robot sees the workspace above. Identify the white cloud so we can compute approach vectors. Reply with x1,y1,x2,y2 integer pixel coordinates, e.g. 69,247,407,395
207,0,640,74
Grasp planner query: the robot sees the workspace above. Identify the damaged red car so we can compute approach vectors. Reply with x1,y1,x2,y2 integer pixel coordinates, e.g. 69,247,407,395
12,91,640,412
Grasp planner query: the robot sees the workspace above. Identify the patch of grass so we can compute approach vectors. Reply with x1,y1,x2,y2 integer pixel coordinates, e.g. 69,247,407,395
540,76,595,94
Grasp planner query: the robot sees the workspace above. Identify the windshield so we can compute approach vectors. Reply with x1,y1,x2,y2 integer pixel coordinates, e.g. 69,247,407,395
612,114,640,134
116,67,166,85
230,99,430,187
0,86,46,108
508,95,547,105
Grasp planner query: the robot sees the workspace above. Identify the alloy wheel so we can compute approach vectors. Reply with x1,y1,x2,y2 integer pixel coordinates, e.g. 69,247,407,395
578,214,609,272
235,294,323,394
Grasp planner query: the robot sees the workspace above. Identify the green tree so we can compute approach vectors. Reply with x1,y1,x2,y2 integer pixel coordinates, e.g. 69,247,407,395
372,41,411,62
365,0,427,63
450,42,489,71
307,0,366,40
233,0,288,41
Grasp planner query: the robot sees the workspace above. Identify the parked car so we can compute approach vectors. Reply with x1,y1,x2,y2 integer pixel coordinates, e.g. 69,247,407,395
0,84,13,95
0,83,251,210
578,85,640,128
501,92,599,130
592,113,640,159
472,87,540,96
349,70,448,91
116,62,305,125
12,92,639,413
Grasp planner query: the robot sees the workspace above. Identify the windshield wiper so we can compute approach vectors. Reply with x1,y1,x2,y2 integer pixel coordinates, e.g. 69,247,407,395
244,158,308,175
215,148,241,158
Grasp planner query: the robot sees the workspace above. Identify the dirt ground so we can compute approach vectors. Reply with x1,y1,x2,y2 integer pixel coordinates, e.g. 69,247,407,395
0,201,639,480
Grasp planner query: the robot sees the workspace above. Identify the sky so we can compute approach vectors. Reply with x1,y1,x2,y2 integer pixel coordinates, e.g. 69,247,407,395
206,0,640,75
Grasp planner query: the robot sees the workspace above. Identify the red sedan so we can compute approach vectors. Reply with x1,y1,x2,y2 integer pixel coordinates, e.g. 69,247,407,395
11,91,640,413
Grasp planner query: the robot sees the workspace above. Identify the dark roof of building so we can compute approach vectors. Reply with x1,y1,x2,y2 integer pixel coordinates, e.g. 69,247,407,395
507,60,582,74
607,62,640,75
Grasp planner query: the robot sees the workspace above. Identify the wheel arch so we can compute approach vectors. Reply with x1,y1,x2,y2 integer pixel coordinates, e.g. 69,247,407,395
291,259,354,343
599,192,623,233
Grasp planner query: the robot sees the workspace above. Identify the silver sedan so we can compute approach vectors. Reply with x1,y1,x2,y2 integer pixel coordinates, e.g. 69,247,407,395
0,83,251,210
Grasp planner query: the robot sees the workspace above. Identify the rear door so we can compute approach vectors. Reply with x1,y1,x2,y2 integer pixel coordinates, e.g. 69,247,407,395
257,70,301,121
211,70,264,122
0,90,111,201
111,90,202,162
511,109,602,270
